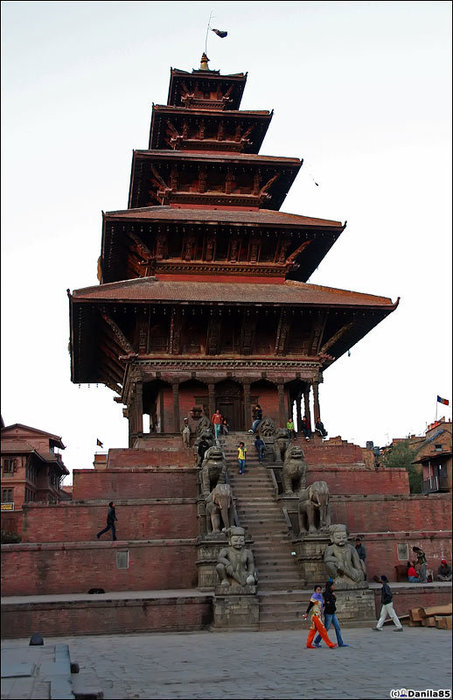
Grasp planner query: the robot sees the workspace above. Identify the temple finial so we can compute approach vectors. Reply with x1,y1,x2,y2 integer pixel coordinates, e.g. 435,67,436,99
200,52,210,70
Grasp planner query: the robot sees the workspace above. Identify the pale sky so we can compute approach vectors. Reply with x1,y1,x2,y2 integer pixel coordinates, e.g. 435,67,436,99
1,1,451,483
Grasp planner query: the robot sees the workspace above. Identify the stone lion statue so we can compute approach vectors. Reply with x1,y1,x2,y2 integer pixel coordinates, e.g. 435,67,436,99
274,427,291,462
298,480,331,534
200,445,228,496
281,444,307,495
205,483,234,534
196,417,213,437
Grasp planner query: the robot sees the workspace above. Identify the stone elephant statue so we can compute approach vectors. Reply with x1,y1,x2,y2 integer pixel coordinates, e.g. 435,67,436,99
205,483,234,533
298,480,331,534
281,444,307,495
200,445,228,496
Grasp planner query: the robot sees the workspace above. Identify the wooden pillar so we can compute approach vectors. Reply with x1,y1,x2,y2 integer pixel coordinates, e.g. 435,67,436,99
278,382,286,428
303,385,311,429
172,381,180,434
208,383,215,419
313,381,321,424
131,381,144,442
296,393,303,432
243,381,251,431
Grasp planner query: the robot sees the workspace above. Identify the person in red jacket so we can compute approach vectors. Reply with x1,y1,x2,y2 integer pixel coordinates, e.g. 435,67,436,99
211,409,223,439
407,561,420,582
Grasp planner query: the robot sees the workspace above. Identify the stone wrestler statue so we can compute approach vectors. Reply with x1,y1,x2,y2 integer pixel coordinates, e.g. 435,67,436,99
216,526,257,587
323,524,365,585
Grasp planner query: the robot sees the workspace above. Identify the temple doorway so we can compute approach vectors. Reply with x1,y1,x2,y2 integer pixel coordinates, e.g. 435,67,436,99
215,380,243,431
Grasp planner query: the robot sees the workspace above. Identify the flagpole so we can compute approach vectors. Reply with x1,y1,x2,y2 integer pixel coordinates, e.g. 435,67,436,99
204,11,214,55
435,397,438,422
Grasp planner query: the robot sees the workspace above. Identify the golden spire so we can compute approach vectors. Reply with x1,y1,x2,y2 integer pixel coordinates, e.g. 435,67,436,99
200,52,210,70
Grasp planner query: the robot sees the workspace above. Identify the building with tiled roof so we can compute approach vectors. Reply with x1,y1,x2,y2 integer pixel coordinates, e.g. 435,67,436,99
1,423,70,535
69,55,398,444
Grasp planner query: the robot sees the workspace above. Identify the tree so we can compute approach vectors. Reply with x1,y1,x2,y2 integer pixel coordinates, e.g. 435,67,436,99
381,439,423,493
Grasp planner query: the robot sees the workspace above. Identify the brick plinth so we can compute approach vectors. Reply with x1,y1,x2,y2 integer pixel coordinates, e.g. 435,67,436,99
107,446,193,468
303,442,365,466
72,467,197,501
1,540,198,596
0,594,213,639
20,500,197,543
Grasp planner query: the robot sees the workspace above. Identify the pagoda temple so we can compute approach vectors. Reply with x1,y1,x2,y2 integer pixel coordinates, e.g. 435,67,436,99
69,55,398,445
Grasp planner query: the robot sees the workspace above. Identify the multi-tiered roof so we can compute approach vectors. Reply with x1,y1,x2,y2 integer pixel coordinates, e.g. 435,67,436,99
69,58,397,433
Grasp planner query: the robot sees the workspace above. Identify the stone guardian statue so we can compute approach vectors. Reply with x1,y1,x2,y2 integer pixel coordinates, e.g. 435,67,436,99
216,526,257,587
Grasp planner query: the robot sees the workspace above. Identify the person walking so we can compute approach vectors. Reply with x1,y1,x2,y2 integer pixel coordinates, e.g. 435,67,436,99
303,585,337,649
211,409,223,440
313,579,348,647
254,435,266,463
372,575,403,631
97,502,118,541
237,441,247,475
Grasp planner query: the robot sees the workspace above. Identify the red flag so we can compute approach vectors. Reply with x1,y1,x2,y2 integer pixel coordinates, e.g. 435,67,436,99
437,396,449,406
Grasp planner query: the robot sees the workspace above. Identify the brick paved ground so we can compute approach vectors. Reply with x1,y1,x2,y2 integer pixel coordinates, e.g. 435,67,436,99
2,625,452,699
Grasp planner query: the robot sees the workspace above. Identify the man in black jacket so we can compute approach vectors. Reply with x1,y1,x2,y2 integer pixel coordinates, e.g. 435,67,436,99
97,502,118,541
372,575,403,631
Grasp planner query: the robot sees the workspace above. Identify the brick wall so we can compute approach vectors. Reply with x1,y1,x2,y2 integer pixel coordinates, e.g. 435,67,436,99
21,500,198,543
348,530,452,583
107,447,193,468
72,468,197,500
304,442,367,466
1,595,213,638
306,467,409,495
329,493,452,531
1,540,198,596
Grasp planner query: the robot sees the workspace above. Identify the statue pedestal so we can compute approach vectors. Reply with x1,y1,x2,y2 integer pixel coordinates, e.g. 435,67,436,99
291,534,331,585
196,535,227,590
212,585,259,630
332,585,376,623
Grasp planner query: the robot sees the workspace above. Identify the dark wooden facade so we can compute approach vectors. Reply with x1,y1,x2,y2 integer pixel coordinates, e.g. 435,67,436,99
69,58,398,445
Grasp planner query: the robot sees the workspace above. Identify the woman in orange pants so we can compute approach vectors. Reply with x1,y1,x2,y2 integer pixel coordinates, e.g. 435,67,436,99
303,585,337,649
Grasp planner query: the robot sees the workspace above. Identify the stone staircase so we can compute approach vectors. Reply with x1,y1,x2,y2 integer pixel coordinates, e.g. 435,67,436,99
219,432,308,631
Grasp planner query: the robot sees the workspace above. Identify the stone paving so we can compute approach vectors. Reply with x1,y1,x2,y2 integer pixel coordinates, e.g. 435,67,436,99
2,625,452,699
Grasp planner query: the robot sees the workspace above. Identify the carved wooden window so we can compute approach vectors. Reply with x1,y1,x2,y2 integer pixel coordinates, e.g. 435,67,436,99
1,488,13,503
148,323,169,353
24,487,35,503
2,458,16,474
286,323,312,355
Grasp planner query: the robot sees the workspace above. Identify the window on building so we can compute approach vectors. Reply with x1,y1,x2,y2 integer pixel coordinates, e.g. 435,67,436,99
2,458,16,474
397,543,409,561
1,488,14,503
116,551,130,569
434,444,443,452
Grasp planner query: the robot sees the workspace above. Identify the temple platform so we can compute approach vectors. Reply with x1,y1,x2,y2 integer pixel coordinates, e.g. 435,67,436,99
2,582,451,639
